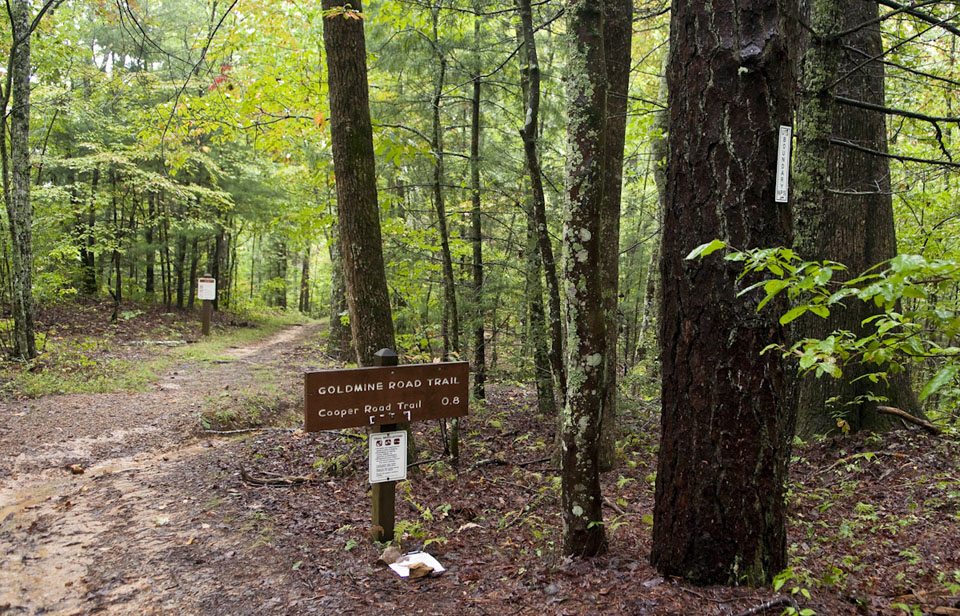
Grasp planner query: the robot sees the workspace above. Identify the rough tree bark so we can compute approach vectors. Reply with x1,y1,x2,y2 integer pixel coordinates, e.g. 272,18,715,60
1,0,37,359
651,0,797,585
792,0,918,438
321,0,396,365
560,0,608,558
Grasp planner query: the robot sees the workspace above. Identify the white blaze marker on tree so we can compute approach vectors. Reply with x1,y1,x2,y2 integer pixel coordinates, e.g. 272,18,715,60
775,125,792,203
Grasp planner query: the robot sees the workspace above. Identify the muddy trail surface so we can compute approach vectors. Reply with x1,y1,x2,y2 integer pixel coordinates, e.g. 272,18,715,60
0,323,325,615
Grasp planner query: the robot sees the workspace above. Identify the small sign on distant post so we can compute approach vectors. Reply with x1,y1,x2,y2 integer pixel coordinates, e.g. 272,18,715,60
369,430,407,484
198,277,217,301
198,276,216,336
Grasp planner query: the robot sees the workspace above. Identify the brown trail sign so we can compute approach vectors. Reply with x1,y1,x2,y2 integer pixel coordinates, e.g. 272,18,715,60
304,361,469,431
303,351,469,542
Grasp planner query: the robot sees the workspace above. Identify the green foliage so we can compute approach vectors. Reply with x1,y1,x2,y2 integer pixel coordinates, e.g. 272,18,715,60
689,241,960,421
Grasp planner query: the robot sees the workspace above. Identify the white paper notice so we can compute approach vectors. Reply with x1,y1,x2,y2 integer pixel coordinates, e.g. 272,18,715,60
775,125,792,203
197,277,216,301
388,551,446,577
369,430,407,484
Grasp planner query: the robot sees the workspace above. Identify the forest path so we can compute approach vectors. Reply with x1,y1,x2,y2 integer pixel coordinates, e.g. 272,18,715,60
0,322,325,615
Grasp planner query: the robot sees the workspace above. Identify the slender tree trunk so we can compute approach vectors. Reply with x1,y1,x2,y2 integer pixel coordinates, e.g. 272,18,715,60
175,227,187,310
430,9,460,361
188,237,199,310
792,0,918,437
145,193,156,298
79,168,99,296
526,207,557,415
328,221,354,360
2,0,36,359
637,51,669,361
597,0,632,472
110,169,122,319
560,0,607,558
160,195,172,311
518,0,566,407
470,67,485,400
299,246,311,314
652,0,797,585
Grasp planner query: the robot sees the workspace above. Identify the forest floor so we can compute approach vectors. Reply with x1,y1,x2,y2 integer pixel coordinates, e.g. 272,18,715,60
1,303,960,616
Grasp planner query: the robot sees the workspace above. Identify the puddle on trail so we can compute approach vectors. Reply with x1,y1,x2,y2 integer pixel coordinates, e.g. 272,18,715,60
0,440,228,615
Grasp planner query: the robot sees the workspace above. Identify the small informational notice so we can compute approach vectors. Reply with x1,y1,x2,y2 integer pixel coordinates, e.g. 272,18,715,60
775,125,792,203
197,277,217,301
369,430,407,484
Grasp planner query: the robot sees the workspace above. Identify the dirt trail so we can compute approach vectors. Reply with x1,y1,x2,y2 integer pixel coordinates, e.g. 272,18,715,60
0,323,323,616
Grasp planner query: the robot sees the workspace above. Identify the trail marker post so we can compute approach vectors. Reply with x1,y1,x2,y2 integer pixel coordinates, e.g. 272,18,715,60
197,275,216,337
371,349,398,542
303,348,468,542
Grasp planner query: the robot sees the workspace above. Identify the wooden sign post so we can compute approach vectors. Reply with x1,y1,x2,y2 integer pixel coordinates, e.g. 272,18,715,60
197,275,216,337
303,349,468,542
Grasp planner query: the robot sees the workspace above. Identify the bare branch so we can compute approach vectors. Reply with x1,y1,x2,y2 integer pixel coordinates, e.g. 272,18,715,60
830,137,960,169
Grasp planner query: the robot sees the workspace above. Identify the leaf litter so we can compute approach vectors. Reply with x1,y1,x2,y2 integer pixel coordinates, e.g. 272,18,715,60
0,303,958,615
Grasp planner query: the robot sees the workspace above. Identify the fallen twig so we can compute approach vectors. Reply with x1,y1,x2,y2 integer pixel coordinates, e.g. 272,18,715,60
466,458,510,473
877,405,943,435
239,465,316,486
408,457,443,469
731,596,798,616
516,456,551,467
602,496,627,516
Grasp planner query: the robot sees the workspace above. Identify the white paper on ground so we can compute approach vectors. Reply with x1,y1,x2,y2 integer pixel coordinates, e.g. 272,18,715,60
388,551,446,577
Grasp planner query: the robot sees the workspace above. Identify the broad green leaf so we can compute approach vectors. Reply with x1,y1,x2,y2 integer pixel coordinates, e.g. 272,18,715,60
686,239,726,260
920,364,960,401
779,305,808,325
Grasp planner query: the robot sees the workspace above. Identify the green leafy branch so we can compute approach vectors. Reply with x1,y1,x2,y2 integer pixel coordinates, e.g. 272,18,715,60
688,241,960,404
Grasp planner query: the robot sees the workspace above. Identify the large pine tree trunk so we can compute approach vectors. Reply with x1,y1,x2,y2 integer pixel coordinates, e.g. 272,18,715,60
792,0,918,438
652,0,797,585
560,0,608,558
321,0,395,366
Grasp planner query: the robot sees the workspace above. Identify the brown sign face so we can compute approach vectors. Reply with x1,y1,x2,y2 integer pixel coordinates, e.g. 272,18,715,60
304,362,469,431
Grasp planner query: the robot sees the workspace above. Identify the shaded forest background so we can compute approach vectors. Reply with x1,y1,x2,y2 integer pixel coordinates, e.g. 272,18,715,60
4,0,960,595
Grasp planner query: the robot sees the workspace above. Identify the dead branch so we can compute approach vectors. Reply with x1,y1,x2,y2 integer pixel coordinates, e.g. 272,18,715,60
731,596,799,616
239,465,316,486
466,458,510,473
877,405,943,435
602,496,627,516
